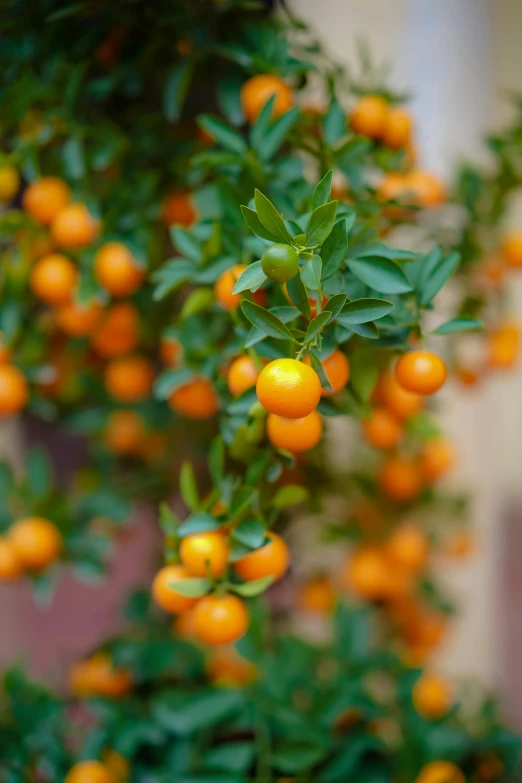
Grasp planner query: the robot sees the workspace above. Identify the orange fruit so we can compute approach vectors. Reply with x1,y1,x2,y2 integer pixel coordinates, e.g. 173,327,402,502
501,231,522,268
362,408,402,450
30,253,77,305
102,750,130,781
0,336,12,366
51,203,98,249
227,355,263,397
487,323,520,369
407,170,446,208
378,456,422,503
70,652,132,700
56,300,102,336
94,242,145,297
420,437,456,482
235,531,289,583
22,177,70,225
414,761,465,783
241,74,293,123
412,673,453,719
206,646,257,687
65,761,117,783
349,95,388,138
297,576,336,615
386,524,428,574
105,410,145,455
169,377,219,419
256,358,321,418
0,365,28,416
266,410,323,453
104,355,154,403
180,531,230,578
373,371,423,420
152,564,200,614
214,264,265,311
305,350,350,396
160,337,182,366
0,538,23,581
0,167,20,202
8,517,62,571
193,593,249,645
343,547,392,600
91,302,139,358
162,191,197,227
381,106,413,148
395,351,447,395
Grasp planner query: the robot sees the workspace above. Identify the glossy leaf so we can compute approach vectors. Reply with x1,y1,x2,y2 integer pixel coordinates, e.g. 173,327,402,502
241,301,293,340
305,201,338,247
348,257,412,294
254,190,294,244
232,261,267,294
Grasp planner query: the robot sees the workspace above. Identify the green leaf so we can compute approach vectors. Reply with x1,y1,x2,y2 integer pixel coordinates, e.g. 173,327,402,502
305,200,338,247
232,518,266,549
324,293,347,321
25,448,52,499
232,261,267,294
152,689,245,735
229,486,258,520
205,742,255,774
349,352,379,401
300,254,322,291
181,288,214,319
254,190,293,244
308,349,333,393
62,137,85,180
272,741,329,774
197,115,247,155
154,367,193,399
241,301,293,340
312,170,333,209
304,311,331,344
163,60,193,122
348,257,413,294
349,321,379,339
260,107,300,161
419,250,460,306
240,206,280,243
357,243,420,262
153,260,195,300
286,273,310,318
170,228,202,261
159,503,179,535
336,298,394,325
322,99,347,146
433,317,483,335
250,95,277,154
168,577,210,597
232,575,274,597
209,437,225,484
179,461,199,511
178,513,220,537
322,219,348,279
272,484,309,508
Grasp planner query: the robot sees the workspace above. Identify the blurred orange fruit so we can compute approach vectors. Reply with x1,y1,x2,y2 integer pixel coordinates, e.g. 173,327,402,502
266,410,323,452
169,377,219,419
104,355,154,403
22,177,70,225
241,74,293,123
8,517,62,571
235,531,289,583
95,242,144,297
30,253,77,305
51,203,98,248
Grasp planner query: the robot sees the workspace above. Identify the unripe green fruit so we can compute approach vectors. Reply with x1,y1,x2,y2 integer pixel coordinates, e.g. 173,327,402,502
261,243,299,283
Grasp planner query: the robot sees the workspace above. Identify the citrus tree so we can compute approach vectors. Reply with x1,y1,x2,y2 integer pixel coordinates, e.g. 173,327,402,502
0,2,520,782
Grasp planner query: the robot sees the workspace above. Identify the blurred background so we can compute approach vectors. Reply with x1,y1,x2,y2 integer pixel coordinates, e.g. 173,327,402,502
1,0,522,729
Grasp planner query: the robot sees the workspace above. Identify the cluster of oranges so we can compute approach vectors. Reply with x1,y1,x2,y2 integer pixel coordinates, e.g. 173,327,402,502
0,516,62,582
69,650,133,700
151,529,288,646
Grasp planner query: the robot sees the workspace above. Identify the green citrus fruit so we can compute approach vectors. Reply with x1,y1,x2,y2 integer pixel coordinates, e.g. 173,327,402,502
261,243,299,283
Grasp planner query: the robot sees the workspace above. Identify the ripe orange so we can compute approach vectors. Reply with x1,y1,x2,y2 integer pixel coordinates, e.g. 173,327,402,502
420,437,456,482
412,673,452,719
193,593,249,645
8,517,62,571
104,355,154,403
65,760,117,783
206,646,257,687
256,358,321,418
386,524,428,574
0,365,29,416
395,351,447,395
407,170,446,208
102,750,130,781
169,377,219,419
0,167,20,202
162,191,197,227
501,231,522,268
227,355,263,397
30,253,77,305
56,300,102,336
373,371,423,420
105,410,145,455
94,242,145,297
343,547,392,600
235,532,289,583
349,95,388,138
381,106,413,148
0,538,22,581
362,408,402,450
378,456,422,503
180,531,230,578
91,302,139,358
266,410,323,453
51,203,99,249
214,264,265,311
297,576,336,615
487,323,520,369
160,337,182,366
22,177,70,225
414,761,465,783
70,652,132,700
241,74,293,123
305,350,350,396
152,564,200,614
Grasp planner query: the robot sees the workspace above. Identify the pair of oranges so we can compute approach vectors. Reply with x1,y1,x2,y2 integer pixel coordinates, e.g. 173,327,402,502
350,94,413,149
69,651,133,700
0,517,62,581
